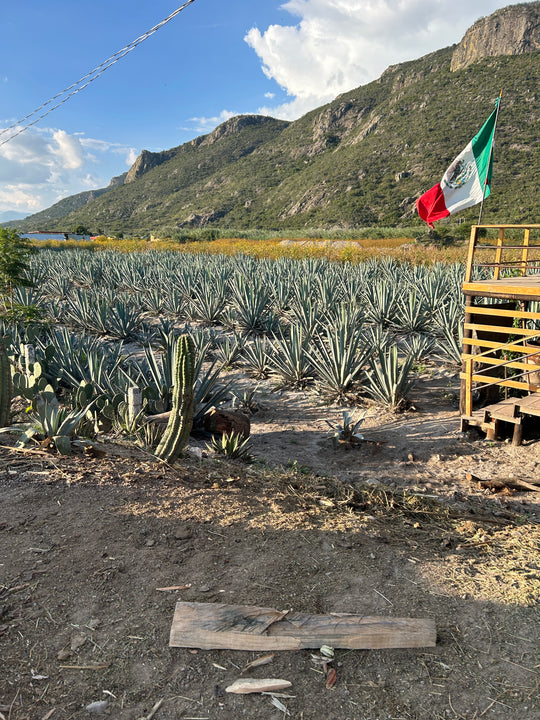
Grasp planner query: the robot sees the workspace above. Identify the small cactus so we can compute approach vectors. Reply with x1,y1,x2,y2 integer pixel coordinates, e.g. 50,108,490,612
12,360,52,401
0,338,12,426
155,335,195,463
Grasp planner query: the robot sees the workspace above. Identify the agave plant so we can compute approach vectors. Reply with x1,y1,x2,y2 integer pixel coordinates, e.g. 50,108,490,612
193,362,233,426
229,275,272,335
393,291,431,334
400,333,435,362
162,288,186,317
107,300,144,341
433,298,465,365
214,333,243,368
269,324,313,388
363,281,398,327
231,385,261,414
241,336,272,378
189,272,227,324
208,431,253,461
31,393,90,439
6,391,94,454
140,288,165,315
364,345,415,411
308,310,371,400
287,295,321,341
64,289,108,334
326,410,366,449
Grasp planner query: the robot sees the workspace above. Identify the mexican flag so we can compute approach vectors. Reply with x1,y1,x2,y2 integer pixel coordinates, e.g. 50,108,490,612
416,100,499,227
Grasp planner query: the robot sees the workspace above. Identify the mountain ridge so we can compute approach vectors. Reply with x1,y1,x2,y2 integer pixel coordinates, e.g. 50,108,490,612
6,2,539,235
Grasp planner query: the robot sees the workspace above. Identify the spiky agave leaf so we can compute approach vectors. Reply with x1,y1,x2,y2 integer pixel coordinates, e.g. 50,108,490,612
308,313,370,400
269,323,313,388
364,345,415,410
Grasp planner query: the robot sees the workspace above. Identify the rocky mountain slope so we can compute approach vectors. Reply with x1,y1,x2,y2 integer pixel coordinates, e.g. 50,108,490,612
9,2,540,235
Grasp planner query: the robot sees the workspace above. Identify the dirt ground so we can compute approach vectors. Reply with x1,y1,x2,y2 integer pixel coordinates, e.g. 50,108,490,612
1,368,539,720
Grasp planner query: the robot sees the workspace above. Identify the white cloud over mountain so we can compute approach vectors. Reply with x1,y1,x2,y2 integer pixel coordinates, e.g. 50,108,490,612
246,0,511,119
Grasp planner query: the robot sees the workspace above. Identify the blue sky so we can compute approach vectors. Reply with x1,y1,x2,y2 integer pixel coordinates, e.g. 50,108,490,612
0,0,514,219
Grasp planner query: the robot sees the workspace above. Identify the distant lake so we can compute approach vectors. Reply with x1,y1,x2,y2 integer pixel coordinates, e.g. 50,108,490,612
21,232,92,242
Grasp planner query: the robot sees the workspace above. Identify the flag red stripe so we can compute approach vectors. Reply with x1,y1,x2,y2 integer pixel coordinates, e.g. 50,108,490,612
416,183,450,228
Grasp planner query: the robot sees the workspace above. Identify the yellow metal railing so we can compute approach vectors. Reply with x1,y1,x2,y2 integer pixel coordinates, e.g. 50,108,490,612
464,224,540,284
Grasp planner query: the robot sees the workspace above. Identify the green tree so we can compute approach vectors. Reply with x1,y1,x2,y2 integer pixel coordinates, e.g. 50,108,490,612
73,225,89,235
0,228,37,312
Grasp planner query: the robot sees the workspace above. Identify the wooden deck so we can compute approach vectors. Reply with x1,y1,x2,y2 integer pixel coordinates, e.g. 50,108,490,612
460,224,540,444
463,275,540,301
461,394,540,445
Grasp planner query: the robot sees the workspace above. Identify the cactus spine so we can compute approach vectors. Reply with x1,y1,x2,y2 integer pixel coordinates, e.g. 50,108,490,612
155,334,195,463
0,338,12,427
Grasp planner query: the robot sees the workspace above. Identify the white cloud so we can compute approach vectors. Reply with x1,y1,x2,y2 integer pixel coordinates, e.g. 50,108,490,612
50,129,84,170
126,148,138,166
0,186,42,211
0,126,135,214
246,0,511,119
188,109,238,134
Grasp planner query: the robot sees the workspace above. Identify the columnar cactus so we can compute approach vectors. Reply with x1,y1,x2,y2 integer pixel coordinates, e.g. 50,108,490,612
155,334,195,463
0,338,12,427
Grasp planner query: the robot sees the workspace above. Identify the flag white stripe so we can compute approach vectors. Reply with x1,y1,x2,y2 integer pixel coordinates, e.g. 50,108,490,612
440,141,485,215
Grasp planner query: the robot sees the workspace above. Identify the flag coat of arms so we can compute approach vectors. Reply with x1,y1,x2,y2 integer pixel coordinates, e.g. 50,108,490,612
416,101,499,227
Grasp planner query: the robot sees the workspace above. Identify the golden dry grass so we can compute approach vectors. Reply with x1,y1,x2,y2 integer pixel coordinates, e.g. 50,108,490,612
36,236,471,264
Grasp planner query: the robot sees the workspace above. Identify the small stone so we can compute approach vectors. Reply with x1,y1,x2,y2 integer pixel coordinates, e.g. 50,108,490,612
57,648,71,661
85,700,108,714
145,539,155,547
187,446,203,460
175,527,192,540
70,633,86,652
199,585,211,593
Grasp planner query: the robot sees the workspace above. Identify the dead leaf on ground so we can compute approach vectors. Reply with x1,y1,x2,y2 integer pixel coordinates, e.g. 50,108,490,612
241,653,275,673
325,668,337,688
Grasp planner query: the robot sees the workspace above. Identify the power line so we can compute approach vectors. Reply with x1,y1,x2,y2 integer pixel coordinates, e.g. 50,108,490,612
0,0,197,148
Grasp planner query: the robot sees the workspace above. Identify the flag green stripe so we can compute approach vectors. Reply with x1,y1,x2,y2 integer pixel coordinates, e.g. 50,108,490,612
472,106,498,197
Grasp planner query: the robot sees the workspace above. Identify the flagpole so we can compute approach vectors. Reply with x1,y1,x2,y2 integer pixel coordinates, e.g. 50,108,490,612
478,90,503,225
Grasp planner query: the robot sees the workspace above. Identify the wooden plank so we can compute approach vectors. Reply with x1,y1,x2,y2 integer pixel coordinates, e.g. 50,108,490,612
474,224,540,229
459,372,539,392
493,227,505,280
519,394,540,409
464,323,540,337
516,394,540,417
464,276,540,287
462,296,474,415
461,353,538,373
489,406,520,422
169,602,436,651
474,245,540,250
463,282,540,295
464,338,540,354
463,287,540,303
468,306,540,320
522,228,531,277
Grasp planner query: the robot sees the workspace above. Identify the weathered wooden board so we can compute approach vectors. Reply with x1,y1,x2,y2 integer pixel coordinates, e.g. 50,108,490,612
169,602,436,650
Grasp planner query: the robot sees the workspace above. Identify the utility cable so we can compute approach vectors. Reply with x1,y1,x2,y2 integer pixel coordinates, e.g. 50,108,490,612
0,0,197,148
